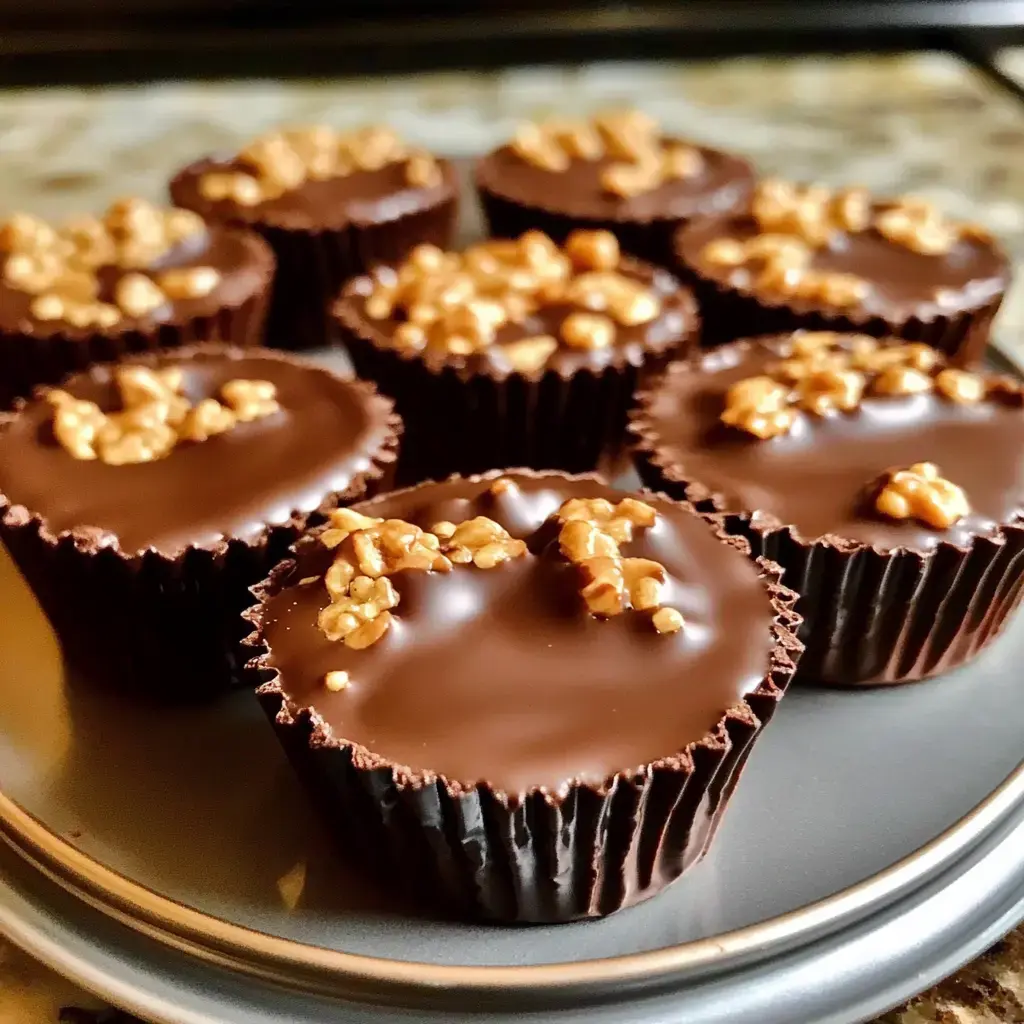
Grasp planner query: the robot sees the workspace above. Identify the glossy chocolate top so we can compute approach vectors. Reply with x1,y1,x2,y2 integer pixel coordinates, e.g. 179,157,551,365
633,336,1024,550
0,227,270,338
677,212,1009,322
258,472,777,795
475,140,754,224
0,347,397,555
170,157,458,232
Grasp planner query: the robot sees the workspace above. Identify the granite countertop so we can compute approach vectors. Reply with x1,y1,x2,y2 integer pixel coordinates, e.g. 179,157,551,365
2,51,1024,1023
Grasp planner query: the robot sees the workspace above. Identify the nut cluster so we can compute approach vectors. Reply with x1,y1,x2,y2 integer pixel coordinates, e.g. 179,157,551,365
316,480,528,667
875,196,987,256
721,332,989,440
361,229,662,369
701,232,868,308
0,199,218,328
47,365,279,465
199,125,442,207
511,110,704,198
701,180,985,300
555,496,684,635
874,462,970,530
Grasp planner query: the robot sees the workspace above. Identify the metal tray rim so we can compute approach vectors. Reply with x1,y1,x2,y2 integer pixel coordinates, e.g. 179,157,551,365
1,747,1023,1001
5,783,1024,1024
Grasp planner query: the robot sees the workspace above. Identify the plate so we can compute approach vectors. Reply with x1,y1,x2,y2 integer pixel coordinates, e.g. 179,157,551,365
3,347,1024,1021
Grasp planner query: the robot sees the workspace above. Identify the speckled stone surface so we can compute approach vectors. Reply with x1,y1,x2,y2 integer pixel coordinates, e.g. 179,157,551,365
1,53,1024,1023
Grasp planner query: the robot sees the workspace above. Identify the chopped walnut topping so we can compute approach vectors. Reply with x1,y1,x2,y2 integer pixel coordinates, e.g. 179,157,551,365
436,516,528,569
501,335,559,372
358,229,663,361
508,110,703,198
221,378,280,422
700,229,867,308
704,180,987,300
561,311,615,350
935,368,985,404
722,332,1005,445
158,266,221,300
874,462,969,529
721,375,796,440
0,198,209,326
875,199,960,256
316,502,527,659
47,364,278,464
751,179,869,246
405,151,442,188
871,365,933,396
200,125,443,205
565,229,620,272
652,607,685,634
798,368,866,415
488,476,519,496
555,495,682,634
115,273,166,318
324,670,350,692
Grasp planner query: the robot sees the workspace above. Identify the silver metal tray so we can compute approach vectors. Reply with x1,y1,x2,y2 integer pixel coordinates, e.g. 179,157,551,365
3,377,1024,1021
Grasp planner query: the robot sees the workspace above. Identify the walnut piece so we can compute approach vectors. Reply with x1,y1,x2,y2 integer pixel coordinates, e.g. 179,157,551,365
935,368,985,404
501,335,558,372
871,365,933,396
436,516,528,569
159,266,221,300
561,311,615,350
874,462,969,529
47,365,278,464
555,496,682,634
324,670,350,692
798,368,866,415
721,375,796,440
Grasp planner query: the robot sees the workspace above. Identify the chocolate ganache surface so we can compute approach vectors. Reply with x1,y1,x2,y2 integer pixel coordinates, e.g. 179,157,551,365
259,472,776,796
678,211,1008,322
0,348,395,555
635,337,1024,550
476,141,753,223
171,157,458,233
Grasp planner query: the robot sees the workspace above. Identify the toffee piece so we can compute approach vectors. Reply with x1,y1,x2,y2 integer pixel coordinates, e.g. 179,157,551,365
0,344,400,695
170,125,458,350
630,330,1024,686
334,229,698,482
246,469,800,922
0,198,273,408
475,109,754,266
675,180,1009,364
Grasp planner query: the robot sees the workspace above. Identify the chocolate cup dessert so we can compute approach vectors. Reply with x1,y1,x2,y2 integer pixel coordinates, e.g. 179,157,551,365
0,344,400,696
244,469,802,923
630,331,1024,687
334,230,698,484
674,181,1010,364
476,112,753,267
0,201,273,410
169,127,458,350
